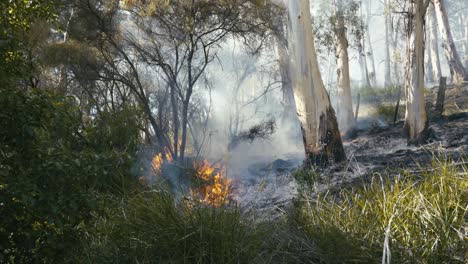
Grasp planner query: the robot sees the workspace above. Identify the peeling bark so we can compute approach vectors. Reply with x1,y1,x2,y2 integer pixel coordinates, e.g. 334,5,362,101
403,0,429,145
288,0,345,165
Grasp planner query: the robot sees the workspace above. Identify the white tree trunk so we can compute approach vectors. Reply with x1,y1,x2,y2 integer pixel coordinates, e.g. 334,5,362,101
428,3,442,82
359,2,371,87
425,28,434,83
433,0,467,83
463,13,468,70
288,0,345,164
391,17,403,86
384,0,392,87
366,1,377,86
333,0,354,135
404,0,429,144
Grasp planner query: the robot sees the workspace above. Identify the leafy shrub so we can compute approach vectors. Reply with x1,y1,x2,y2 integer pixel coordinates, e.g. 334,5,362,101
0,87,141,262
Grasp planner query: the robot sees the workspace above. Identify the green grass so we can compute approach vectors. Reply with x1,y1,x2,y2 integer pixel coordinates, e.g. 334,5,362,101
293,159,468,263
293,167,320,187
83,190,273,264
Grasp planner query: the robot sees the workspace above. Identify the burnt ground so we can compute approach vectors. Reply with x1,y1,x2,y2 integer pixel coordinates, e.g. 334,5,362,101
237,84,468,218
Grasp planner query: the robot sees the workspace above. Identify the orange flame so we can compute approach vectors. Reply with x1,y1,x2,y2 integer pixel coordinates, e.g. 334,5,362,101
151,147,173,174
192,160,232,207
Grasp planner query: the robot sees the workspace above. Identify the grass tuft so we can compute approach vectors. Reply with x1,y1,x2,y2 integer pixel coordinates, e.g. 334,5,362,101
293,159,467,263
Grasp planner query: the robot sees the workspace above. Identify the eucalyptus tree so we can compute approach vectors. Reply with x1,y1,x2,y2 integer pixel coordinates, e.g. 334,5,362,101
288,0,345,164
310,0,363,136
433,0,467,83
403,0,431,144
332,0,356,136
427,3,442,83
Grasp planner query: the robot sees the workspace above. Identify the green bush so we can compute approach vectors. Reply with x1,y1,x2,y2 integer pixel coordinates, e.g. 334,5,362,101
0,87,142,262
293,160,467,263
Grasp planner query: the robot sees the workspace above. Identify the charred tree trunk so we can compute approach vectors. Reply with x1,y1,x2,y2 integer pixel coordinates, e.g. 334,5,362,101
333,0,355,136
433,0,467,83
288,0,346,165
170,82,179,159
435,76,447,116
403,0,430,145
354,93,360,123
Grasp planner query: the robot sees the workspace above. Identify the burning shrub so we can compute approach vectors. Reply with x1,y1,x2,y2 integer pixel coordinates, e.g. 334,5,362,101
191,160,233,207
151,147,173,175
150,150,233,207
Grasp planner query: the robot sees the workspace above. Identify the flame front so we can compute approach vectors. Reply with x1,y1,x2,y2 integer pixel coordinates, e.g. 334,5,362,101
193,160,232,207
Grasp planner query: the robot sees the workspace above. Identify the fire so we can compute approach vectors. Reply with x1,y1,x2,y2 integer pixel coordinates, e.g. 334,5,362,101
151,149,232,207
192,160,232,207
151,147,173,174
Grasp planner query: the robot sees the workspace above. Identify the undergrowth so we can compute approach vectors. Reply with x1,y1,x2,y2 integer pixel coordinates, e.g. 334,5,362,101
84,191,273,264
293,159,468,263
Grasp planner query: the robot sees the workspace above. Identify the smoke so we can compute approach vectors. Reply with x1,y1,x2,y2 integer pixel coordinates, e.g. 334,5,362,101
197,38,304,185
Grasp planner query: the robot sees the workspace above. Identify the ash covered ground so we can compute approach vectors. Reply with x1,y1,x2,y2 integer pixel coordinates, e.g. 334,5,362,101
235,84,468,218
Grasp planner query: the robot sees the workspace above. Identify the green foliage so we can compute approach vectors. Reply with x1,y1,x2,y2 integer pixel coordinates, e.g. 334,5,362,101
293,160,468,263
0,87,142,262
0,0,60,81
85,191,270,264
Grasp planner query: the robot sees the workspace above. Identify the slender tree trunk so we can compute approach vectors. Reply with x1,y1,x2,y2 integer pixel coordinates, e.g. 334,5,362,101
428,4,442,82
359,2,371,87
391,17,403,86
433,0,467,83
170,82,179,159
288,0,345,165
58,6,75,93
333,0,354,136
366,1,377,86
403,0,429,144
384,0,392,87
425,18,434,83
463,13,468,70
358,41,371,87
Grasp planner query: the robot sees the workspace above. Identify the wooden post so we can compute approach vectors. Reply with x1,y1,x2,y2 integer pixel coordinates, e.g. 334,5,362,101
354,93,360,123
435,77,447,116
393,85,401,124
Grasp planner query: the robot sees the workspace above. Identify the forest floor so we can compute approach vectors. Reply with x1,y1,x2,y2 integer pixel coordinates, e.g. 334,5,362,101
237,83,468,219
